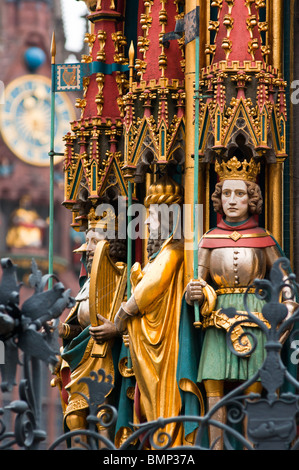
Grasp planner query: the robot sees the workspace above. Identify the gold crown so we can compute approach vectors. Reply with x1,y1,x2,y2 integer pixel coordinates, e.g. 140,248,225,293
144,175,183,207
87,207,117,231
215,157,260,182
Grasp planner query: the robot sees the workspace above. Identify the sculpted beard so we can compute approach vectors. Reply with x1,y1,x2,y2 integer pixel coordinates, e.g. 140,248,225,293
147,236,163,257
86,253,94,273
86,237,127,272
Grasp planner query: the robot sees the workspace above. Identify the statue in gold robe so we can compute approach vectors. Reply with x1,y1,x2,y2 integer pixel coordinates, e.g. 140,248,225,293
114,175,203,448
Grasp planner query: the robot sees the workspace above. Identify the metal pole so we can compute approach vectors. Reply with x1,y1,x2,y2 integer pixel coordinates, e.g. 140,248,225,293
193,5,200,326
127,180,132,299
126,43,135,300
48,32,56,289
125,42,135,370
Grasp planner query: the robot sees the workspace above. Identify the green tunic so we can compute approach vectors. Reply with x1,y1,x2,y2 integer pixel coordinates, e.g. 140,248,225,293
196,216,281,384
197,293,266,382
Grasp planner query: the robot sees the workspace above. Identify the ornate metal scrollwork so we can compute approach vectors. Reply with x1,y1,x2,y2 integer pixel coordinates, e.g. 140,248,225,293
0,258,75,449
0,257,299,450
217,257,299,450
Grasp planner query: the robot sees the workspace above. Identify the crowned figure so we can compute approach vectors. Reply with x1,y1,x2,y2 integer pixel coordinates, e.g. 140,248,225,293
185,157,297,449
54,207,126,446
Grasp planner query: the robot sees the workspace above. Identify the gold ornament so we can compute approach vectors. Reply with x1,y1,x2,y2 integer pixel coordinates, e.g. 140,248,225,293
87,207,117,231
215,156,260,182
144,175,183,207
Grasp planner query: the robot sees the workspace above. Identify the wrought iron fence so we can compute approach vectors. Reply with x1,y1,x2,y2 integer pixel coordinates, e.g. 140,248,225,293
0,256,299,450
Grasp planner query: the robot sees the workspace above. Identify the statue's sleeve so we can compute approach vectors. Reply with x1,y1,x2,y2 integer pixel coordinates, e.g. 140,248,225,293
133,245,183,313
265,244,283,268
197,247,217,316
197,246,211,281
265,245,298,318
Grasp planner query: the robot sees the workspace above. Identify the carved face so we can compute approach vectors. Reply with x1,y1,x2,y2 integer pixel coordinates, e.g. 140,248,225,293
85,229,106,272
145,205,175,257
145,207,161,257
145,206,160,234
221,179,249,222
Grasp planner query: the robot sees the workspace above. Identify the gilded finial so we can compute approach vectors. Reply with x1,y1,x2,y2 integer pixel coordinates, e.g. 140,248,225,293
51,32,56,65
129,41,135,64
129,41,135,92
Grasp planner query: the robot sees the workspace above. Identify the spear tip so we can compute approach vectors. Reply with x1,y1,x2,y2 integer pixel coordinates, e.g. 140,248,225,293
129,41,135,65
51,32,56,63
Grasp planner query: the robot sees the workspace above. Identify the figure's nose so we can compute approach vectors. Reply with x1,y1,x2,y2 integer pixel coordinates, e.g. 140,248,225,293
86,240,94,253
228,192,236,204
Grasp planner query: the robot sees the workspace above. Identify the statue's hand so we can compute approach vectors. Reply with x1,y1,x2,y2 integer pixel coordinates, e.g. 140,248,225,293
89,313,118,344
185,279,206,306
57,320,65,337
89,314,118,344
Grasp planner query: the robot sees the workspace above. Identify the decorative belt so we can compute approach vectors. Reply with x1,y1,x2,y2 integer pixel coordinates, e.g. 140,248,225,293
202,309,270,355
215,287,257,295
202,309,269,329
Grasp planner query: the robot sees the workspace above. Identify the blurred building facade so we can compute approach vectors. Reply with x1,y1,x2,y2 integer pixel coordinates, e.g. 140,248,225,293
0,0,87,446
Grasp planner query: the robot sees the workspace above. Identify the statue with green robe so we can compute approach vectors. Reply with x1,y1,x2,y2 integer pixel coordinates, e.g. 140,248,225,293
185,157,297,449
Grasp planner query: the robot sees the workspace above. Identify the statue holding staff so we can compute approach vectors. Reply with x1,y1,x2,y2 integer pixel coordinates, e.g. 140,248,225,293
114,175,203,448
185,157,297,449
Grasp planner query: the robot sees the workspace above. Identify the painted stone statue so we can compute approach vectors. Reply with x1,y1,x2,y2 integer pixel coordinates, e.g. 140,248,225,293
6,194,47,249
185,157,297,448
55,209,126,444
114,175,203,448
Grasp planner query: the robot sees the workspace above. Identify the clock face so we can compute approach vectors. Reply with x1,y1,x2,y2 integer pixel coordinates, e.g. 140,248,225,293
0,75,75,166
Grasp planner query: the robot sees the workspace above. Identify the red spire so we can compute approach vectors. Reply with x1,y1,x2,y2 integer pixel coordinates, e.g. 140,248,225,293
212,0,264,65
135,0,184,82
78,0,127,124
